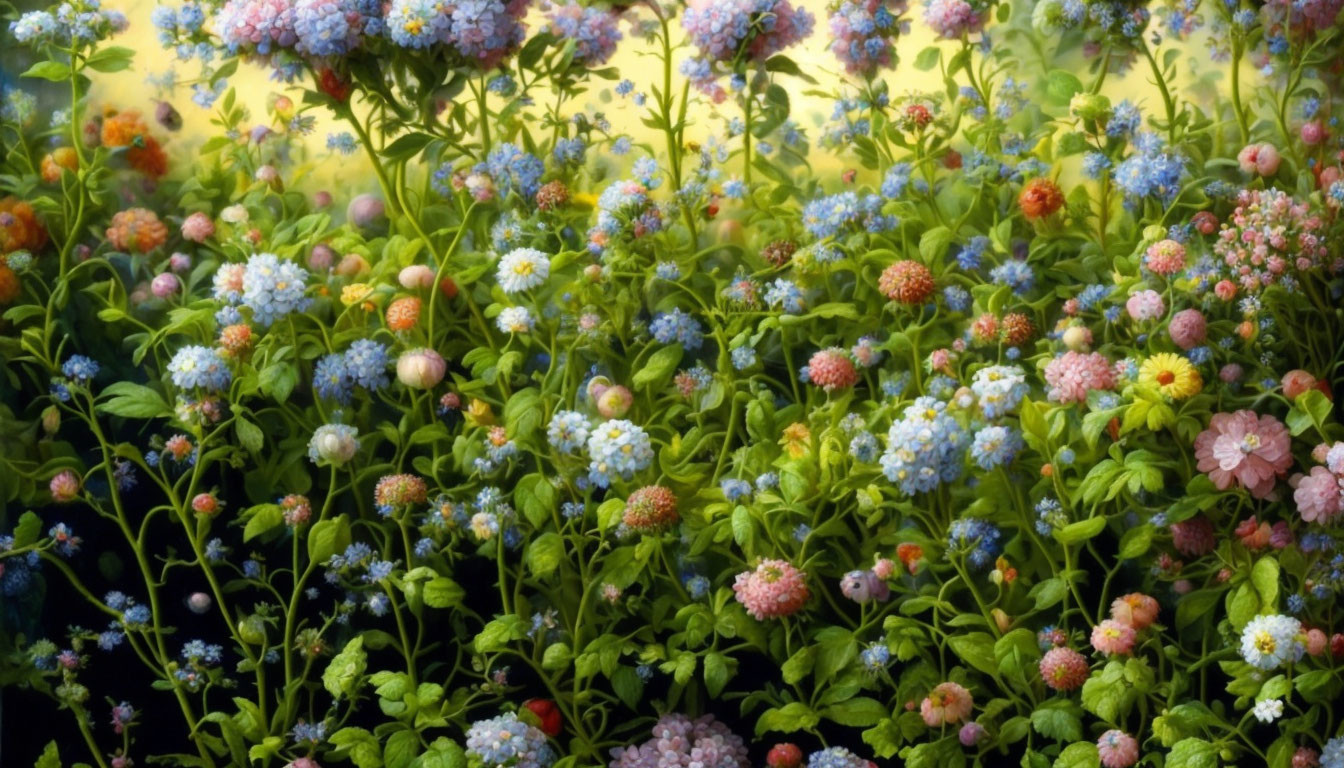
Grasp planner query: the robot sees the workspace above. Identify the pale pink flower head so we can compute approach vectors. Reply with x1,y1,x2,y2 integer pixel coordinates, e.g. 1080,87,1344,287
1281,369,1319,399
1214,279,1237,301
1090,619,1136,656
180,211,215,243
1219,363,1243,383
920,682,973,726
1125,289,1165,321
1039,647,1089,691
872,557,896,579
1306,628,1328,657
839,570,889,603
395,349,446,389
1301,120,1325,145
733,559,810,620
1097,730,1139,768
1193,410,1293,499
1110,593,1160,629
807,348,858,391
1168,308,1206,350
50,469,81,502
1044,351,1116,404
1294,747,1321,768
1293,466,1343,524
1144,239,1186,275
398,264,436,289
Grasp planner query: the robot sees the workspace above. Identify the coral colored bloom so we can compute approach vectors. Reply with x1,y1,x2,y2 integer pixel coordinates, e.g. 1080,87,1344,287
806,348,858,391
106,208,168,253
1039,647,1088,691
50,469,81,502
1110,593,1159,630
1193,411,1293,499
1282,370,1319,399
1018,177,1064,219
896,543,924,574
1090,620,1136,655
386,296,422,331
1144,239,1186,275
1097,730,1139,768
622,486,679,534
920,682,972,726
878,260,935,304
733,559,810,620
1044,352,1116,404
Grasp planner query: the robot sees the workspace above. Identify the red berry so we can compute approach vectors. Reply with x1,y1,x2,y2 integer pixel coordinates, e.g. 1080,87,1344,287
439,276,458,300
523,699,562,737
766,743,802,768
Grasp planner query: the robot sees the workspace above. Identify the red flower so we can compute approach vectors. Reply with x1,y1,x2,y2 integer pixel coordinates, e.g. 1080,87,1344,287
318,67,352,102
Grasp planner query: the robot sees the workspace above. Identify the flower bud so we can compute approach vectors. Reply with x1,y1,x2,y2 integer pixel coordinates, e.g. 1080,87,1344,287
396,349,447,389
596,385,633,418
1070,92,1111,123
187,592,212,614
41,405,60,435
50,469,81,502
151,272,180,298
347,194,386,229
399,265,436,289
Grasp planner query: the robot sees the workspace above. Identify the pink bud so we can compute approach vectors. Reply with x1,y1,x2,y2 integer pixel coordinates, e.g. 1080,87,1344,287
308,244,334,271
50,470,81,502
596,385,633,418
1301,120,1325,146
169,252,191,273
151,272,180,298
399,265,436,289
313,191,333,208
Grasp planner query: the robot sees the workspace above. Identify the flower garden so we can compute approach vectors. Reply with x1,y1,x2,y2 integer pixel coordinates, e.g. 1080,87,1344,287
2,0,1344,766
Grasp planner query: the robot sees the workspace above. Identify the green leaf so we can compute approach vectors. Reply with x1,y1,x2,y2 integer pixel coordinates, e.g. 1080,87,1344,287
381,132,435,161
918,226,953,262
22,61,71,81
703,651,732,697
1045,70,1084,105
424,577,465,608
1251,557,1280,611
947,632,997,676
474,615,527,653
1167,738,1218,768
525,532,565,578
384,730,419,768
1054,516,1106,545
322,637,367,700
235,417,264,453
418,738,467,768
85,46,136,73
329,727,383,768
1226,583,1258,630
1029,578,1069,610
1031,704,1082,742
542,643,572,670
781,646,816,684
755,702,819,736
514,474,557,528
242,504,283,542
632,344,683,388
823,697,888,727
861,719,902,759
308,515,351,565
1052,742,1099,768
14,511,43,548
1286,388,1332,436
1080,665,1124,722
1117,525,1153,559
913,46,941,71
98,382,170,419
1175,589,1221,630
35,741,61,768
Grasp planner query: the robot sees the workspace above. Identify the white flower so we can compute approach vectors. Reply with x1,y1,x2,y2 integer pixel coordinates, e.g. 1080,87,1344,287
496,306,535,334
1239,614,1304,670
309,424,359,466
496,247,550,293
220,204,249,224
1252,698,1283,723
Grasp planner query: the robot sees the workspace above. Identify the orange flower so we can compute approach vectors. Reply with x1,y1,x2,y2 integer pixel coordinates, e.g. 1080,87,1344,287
0,262,20,304
100,110,149,149
1018,177,1064,220
386,296,422,331
128,135,168,179
0,197,47,253
106,208,168,254
41,148,78,183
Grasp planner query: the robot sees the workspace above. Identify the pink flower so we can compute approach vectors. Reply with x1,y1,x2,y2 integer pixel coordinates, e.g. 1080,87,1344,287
1281,369,1319,399
1090,620,1136,656
807,348,858,391
958,721,986,746
1168,308,1206,350
1097,730,1139,768
1219,363,1243,383
733,559,810,620
1294,466,1342,524
1044,351,1116,404
920,682,972,726
1125,289,1165,321
50,469,81,502
1306,628,1327,657
1193,410,1293,499
180,212,215,242
1039,647,1088,691
923,0,982,38
1110,593,1160,629
1301,120,1325,145
396,349,446,389
1293,747,1321,768
872,557,896,579
151,272,179,298
1237,143,1281,176
399,264,435,289
1144,239,1187,275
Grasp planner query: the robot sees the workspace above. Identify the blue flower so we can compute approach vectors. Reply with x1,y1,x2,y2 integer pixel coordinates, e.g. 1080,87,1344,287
649,308,704,350
241,253,311,327
168,346,232,391
465,712,556,768
343,339,389,391
946,517,1002,569
485,143,545,201
881,397,969,495
971,425,1024,469
62,354,99,382
586,419,653,488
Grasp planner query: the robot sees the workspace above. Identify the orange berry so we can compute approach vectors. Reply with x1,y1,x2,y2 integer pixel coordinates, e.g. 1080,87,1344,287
386,296,422,331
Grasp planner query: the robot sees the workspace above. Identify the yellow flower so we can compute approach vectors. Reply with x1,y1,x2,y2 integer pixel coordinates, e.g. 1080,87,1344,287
1139,353,1202,400
780,422,812,459
341,283,374,306
466,398,495,427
